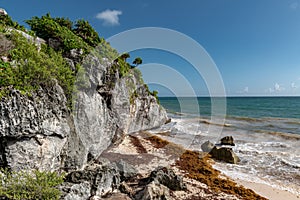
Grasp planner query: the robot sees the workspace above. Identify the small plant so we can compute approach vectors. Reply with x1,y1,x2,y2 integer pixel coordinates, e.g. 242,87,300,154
150,90,160,104
0,169,65,200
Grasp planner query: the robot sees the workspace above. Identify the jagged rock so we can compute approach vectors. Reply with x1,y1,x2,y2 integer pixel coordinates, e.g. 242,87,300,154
135,181,171,200
89,196,101,200
0,8,7,16
102,193,132,200
0,44,168,171
201,140,215,152
65,162,120,197
149,167,186,191
6,28,45,51
119,182,134,197
0,84,69,170
116,159,138,181
63,182,91,200
220,136,235,146
209,146,240,164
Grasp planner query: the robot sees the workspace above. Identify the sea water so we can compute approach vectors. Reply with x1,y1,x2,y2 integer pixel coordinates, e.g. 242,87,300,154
150,97,300,195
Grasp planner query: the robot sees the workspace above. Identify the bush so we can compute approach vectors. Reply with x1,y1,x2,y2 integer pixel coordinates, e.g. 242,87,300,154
0,15,26,32
0,169,64,200
25,14,90,54
73,19,102,47
0,32,75,107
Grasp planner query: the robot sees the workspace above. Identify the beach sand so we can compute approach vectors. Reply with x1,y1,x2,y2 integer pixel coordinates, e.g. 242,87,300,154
237,180,300,200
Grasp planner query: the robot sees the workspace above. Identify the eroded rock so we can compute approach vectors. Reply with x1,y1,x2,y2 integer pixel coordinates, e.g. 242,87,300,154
209,146,240,164
220,136,235,146
201,140,215,152
150,166,186,191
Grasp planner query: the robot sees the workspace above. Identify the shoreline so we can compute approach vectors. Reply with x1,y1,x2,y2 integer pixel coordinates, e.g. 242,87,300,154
236,180,300,200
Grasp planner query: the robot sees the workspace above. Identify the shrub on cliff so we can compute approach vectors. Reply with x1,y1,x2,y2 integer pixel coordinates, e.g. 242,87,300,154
26,14,103,53
25,14,90,54
0,169,64,200
73,19,102,47
0,32,75,104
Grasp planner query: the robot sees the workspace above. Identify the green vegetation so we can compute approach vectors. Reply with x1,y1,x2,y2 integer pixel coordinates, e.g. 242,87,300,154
0,32,75,105
25,14,90,54
73,19,102,47
132,57,142,67
111,57,131,78
0,12,150,109
130,90,138,104
0,13,26,32
150,90,160,104
25,14,103,54
0,169,64,200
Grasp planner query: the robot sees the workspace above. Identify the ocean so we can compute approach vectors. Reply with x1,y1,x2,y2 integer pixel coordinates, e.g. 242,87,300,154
150,97,300,195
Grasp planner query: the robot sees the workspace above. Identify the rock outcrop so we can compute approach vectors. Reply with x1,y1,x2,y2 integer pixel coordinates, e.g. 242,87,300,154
209,146,240,164
201,140,214,152
220,136,235,146
0,49,168,171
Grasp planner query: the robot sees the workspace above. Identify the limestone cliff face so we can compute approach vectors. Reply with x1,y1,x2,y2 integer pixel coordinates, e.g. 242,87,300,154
0,53,168,171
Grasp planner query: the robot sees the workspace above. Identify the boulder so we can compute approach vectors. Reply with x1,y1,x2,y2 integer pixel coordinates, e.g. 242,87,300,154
63,182,91,200
135,181,171,200
149,166,186,191
220,136,235,146
201,140,215,152
64,162,121,197
116,159,138,181
209,146,240,164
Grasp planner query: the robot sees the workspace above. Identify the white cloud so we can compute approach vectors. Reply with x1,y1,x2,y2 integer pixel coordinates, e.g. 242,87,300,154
290,2,299,10
96,9,122,26
274,83,285,92
291,82,297,89
243,87,249,93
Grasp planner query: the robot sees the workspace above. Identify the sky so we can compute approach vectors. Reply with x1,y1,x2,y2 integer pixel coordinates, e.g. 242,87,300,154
1,0,300,96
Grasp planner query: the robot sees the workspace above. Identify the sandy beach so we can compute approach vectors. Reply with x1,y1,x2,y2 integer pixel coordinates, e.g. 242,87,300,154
237,180,300,200
101,132,272,199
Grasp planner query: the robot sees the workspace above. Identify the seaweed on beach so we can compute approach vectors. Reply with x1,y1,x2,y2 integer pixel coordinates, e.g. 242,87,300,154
176,150,267,200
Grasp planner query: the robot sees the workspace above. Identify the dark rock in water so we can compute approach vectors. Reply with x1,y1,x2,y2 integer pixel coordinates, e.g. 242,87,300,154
201,140,215,152
209,146,240,164
165,118,171,124
149,166,186,191
220,136,235,146
116,159,138,181
135,181,171,200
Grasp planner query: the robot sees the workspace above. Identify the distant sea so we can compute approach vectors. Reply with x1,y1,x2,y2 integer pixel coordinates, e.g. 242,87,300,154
151,97,300,195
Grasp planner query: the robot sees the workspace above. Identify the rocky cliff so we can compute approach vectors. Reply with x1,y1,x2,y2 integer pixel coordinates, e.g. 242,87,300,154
0,42,168,172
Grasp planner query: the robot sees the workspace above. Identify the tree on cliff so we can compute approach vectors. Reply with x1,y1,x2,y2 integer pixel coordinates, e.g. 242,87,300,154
133,57,143,67
73,19,101,47
120,52,130,61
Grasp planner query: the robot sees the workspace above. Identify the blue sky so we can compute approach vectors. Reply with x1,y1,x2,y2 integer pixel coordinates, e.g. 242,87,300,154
1,0,300,96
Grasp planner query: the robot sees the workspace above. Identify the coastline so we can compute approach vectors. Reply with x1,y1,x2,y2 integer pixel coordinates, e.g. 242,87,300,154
101,131,267,199
236,180,300,200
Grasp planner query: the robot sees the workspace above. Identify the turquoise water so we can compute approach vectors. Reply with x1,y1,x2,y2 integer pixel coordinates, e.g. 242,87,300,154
159,97,300,119
154,96,300,194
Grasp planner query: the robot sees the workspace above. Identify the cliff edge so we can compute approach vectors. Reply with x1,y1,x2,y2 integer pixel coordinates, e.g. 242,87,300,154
0,10,168,172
